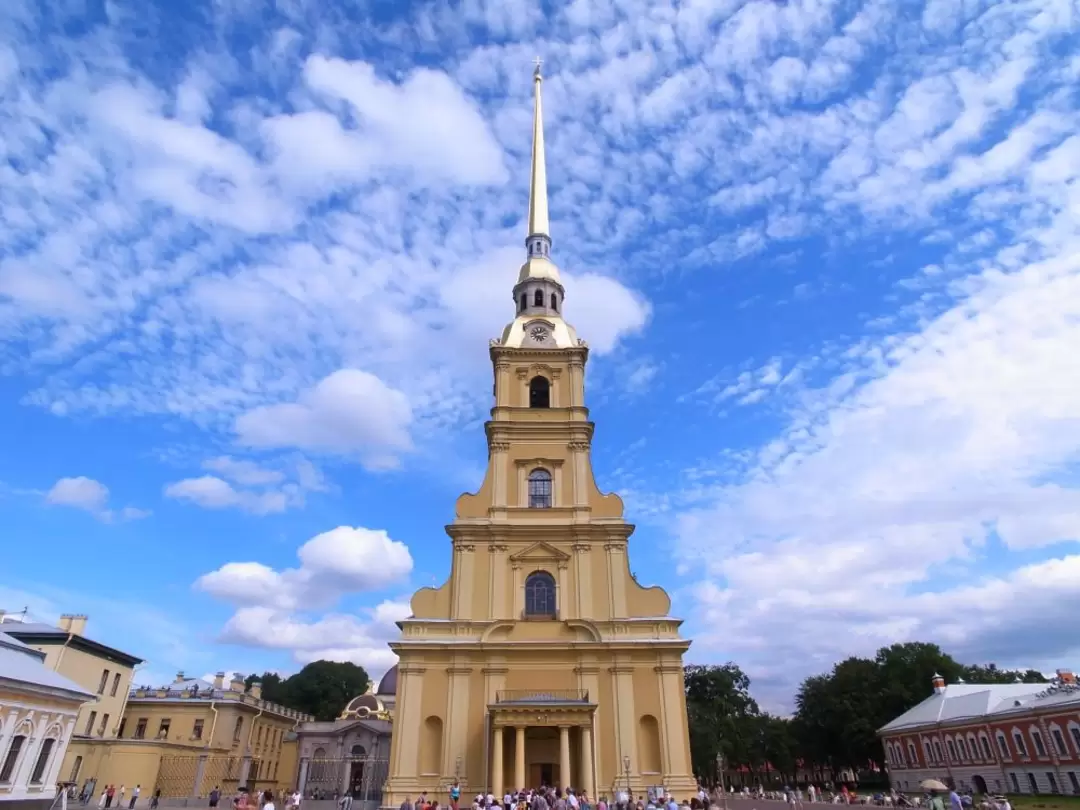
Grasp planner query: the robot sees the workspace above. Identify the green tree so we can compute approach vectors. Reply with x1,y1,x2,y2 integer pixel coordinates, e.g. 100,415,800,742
963,664,1047,684
684,663,760,783
874,642,965,726
280,661,372,721
244,671,287,704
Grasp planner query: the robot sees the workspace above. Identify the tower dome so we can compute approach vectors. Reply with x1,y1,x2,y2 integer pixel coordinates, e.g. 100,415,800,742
377,664,398,696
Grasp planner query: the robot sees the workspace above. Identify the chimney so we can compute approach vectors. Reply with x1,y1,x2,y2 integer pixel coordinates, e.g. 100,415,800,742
58,614,88,636
229,675,245,693
932,673,946,695
174,671,186,684
213,672,225,690
1056,669,1076,685
249,681,262,700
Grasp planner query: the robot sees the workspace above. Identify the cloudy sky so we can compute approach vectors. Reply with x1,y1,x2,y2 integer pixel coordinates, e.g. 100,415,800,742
1,0,1077,707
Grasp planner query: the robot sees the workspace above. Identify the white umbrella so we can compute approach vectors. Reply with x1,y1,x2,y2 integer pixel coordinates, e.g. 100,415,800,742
920,780,949,791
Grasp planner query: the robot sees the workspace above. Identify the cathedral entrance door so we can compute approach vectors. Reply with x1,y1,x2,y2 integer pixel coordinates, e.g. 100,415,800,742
529,764,558,789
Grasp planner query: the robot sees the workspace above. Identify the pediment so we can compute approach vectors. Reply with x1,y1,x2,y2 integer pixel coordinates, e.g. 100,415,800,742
509,541,571,563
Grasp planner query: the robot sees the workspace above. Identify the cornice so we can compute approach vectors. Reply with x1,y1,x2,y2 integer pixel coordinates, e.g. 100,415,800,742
445,523,633,542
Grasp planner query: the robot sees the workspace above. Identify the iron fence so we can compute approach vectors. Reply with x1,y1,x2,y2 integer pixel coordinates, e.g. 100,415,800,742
304,757,389,807
155,755,260,798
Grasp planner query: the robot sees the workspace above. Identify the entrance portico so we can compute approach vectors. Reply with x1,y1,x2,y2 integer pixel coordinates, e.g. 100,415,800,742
490,691,596,798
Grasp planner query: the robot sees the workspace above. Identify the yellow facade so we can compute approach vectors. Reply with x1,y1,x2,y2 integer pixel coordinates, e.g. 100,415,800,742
66,675,311,796
383,66,696,807
1,614,142,786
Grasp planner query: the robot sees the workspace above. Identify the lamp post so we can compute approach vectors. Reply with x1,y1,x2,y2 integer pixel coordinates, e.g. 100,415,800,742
623,755,631,804
715,752,727,810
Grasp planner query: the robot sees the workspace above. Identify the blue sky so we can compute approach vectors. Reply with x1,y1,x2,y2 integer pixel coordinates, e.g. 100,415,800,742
1,0,1079,708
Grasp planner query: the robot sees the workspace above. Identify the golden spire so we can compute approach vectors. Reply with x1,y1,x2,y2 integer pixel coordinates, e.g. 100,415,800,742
527,57,550,240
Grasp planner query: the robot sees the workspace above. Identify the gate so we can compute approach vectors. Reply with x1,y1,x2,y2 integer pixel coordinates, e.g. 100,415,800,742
305,757,389,809
155,755,261,798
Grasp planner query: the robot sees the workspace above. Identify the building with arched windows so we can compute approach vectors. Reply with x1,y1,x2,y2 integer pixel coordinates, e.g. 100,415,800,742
879,672,1080,797
381,64,696,808
0,627,94,809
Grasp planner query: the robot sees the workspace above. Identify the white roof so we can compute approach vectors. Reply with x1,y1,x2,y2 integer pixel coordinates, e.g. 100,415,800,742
0,630,95,700
880,682,1080,733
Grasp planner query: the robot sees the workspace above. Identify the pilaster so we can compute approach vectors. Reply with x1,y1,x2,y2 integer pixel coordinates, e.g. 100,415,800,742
491,441,510,509
452,543,477,620
605,542,628,618
488,542,510,619
391,665,426,778
610,664,637,781
444,666,473,779
573,542,592,619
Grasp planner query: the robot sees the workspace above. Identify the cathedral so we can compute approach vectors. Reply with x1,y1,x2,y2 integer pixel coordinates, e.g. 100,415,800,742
381,64,696,805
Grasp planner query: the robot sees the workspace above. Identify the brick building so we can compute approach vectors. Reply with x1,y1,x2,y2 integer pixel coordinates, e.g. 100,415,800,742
878,671,1080,796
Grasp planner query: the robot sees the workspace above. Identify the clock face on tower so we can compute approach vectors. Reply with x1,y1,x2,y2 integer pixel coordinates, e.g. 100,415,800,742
526,323,553,347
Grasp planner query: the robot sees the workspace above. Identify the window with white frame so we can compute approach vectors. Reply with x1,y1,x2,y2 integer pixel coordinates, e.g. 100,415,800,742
947,739,958,761
1014,730,1029,757
934,740,944,762
1070,724,1080,754
1031,728,1048,757
980,735,992,760
925,741,934,764
1050,727,1067,757
997,733,1011,758
908,743,918,764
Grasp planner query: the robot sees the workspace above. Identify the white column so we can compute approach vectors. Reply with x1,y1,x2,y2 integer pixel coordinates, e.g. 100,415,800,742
559,726,571,790
580,725,595,799
515,727,526,791
492,727,504,799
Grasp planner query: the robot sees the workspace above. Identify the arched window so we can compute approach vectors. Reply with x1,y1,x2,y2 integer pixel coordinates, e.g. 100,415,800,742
533,289,544,307
351,744,366,757
519,294,527,313
551,293,558,311
528,468,552,508
524,571,556,617
30,739,55,784
0,735,26,782
529,375,550,408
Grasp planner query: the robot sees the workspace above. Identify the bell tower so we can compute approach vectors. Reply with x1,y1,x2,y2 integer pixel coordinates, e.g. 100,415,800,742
382,63,696,808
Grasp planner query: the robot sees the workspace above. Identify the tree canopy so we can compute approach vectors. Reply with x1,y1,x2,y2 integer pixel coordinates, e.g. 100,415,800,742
684,643,1048,785
245,660,372,721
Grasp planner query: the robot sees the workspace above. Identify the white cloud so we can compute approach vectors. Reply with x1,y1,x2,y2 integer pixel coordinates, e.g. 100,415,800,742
46,477,109,512
218,600,410,676
675,241,1080,705
264,55,509,190
197,526,413,674
44,476,149,522
235,369,413,469
196,525,413,610
164,456,329,514
164,476,288,515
